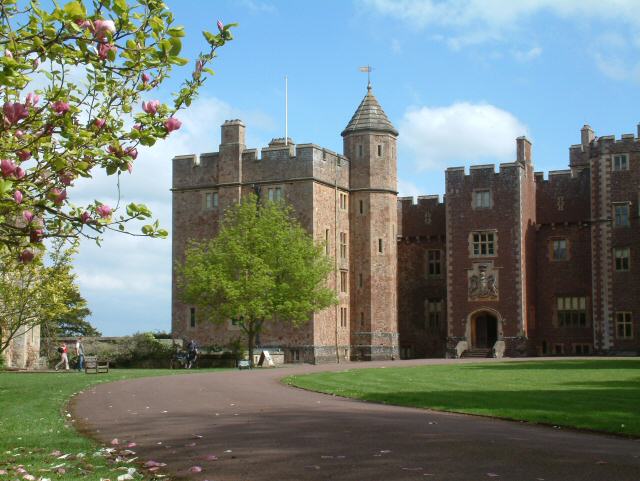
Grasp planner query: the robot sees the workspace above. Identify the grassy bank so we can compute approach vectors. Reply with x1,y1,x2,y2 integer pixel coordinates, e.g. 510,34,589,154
0,369,223,480
285,359,640,436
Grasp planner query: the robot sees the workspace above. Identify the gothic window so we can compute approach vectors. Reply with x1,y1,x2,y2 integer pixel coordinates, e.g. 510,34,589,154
613,154,629,171
613,203,630,227
189,307,196,328
616,312,633,339
325,229,330,255
427,250,442,277
471,231,496,257
474,189,491,209
204,191,218,210
339,232,347,259
557,196,565,211
340,307,348,327
339,193,347,210
267,186,283,202
614,247,630,271
340,270,348,293
551,239,568,261
425,299,443,330
556,297,587,327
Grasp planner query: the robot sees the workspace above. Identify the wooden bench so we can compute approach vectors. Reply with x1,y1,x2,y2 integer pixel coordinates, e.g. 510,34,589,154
84,356,109,374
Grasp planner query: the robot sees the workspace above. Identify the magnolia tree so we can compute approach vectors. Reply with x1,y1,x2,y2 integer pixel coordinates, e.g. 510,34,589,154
0,0,234,262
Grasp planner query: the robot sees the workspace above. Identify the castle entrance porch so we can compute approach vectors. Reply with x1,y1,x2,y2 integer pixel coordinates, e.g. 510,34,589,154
470,311,498,349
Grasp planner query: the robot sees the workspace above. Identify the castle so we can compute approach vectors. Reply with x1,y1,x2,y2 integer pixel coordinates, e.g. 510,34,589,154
172,86,639,362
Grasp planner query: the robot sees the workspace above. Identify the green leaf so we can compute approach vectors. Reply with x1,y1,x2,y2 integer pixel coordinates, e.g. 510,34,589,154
63,0,85,19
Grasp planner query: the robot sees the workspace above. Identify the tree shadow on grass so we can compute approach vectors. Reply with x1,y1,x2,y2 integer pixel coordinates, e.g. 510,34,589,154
460,359,640,371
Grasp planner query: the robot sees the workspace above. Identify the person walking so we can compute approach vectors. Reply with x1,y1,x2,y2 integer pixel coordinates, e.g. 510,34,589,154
75,337,85,372
54,342,69,371
186,339,198,369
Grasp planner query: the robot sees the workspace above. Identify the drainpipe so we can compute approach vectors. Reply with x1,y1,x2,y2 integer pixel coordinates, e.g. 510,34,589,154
334,154,340,363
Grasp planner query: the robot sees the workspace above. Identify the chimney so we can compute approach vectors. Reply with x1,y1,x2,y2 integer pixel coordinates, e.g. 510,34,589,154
581,124,594,146
516,136,532,164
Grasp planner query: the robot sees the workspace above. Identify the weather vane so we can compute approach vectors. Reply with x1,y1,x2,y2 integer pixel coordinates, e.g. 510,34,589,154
359,65,373,90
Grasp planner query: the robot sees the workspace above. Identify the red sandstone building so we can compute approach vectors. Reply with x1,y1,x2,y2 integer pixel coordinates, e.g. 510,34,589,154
172,88,639,361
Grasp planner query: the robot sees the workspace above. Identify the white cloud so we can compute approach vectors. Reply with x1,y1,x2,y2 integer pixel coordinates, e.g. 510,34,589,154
513,46,542,62
362,0,640,77
399,102,528,170
71,96,274,336
398,179,422,198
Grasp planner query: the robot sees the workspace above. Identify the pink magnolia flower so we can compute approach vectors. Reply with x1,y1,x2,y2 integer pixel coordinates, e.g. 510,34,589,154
141,72,150,84
132,123,142,131
30,229,44,243
125,147,138,160
1,159,16,177
164,117,182,133
217,20,224,32
50,188,67,205
19,249,34,264
94,19,116,39
17,150,31,161
32,57,41,69
59,172,74,186
96,204,112,219
25,92,40,107
3,102,29,125
94,118,106,129
5,49,13,59
110,438,119,445
142,100,160,116
97,42,117,60
51,101,70,115
127,162,133,174
23,210,34,223
75,19,92,29
14,166,26,179
13,190,23,204
80,211,91,224
15,129,24,138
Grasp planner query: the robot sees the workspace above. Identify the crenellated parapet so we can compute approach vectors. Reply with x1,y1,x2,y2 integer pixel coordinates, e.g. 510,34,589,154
397,195,446,239
172,123,350,192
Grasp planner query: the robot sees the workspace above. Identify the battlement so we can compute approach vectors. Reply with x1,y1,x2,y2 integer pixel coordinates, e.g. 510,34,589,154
445,161,521,182
398,194,442,208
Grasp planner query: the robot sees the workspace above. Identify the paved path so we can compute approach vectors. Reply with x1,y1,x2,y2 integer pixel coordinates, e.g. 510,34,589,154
72,358,640,481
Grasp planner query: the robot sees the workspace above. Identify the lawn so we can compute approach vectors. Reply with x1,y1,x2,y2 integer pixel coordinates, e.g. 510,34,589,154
0,369,224,481
285,359,640,437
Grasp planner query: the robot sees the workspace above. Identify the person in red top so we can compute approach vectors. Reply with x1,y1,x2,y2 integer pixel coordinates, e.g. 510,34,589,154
54,342,69,371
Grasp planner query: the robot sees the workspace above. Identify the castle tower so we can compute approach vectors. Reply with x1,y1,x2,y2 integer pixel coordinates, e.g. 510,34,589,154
342,85,399,360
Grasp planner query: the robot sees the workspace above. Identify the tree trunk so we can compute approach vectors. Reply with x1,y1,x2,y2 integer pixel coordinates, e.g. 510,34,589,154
247,326,254,368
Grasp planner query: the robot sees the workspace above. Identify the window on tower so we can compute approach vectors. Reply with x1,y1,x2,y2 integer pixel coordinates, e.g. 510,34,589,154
470,231,496,257
377,144,383,156
358,145,363,158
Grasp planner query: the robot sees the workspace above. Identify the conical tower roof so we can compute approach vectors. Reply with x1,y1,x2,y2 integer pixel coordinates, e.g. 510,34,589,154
341,85,398,137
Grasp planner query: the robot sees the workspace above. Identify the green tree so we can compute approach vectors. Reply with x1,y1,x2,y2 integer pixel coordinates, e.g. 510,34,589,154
0,0,234,259
178,195,337,366
46,283,98,337
0,242,78,355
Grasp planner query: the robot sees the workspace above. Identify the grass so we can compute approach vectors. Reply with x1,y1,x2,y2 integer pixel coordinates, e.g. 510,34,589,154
0,368,225,481
285,359,640,437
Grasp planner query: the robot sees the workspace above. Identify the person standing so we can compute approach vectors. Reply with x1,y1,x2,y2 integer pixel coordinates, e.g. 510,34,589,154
187,339,198,369
75,337,85,372
54,342,69,371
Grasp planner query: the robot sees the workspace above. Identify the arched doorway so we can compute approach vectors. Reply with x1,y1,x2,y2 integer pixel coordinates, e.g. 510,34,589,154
471,311,498,348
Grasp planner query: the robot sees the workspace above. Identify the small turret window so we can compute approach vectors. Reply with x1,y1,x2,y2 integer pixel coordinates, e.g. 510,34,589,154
358,145,363,158
377,144,382,156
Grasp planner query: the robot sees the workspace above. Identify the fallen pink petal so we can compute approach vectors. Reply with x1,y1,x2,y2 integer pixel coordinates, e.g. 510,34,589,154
110,438,119,445
188,466,203,473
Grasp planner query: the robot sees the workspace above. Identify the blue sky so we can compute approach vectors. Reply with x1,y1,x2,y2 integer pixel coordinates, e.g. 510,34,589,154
72,0,640,336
